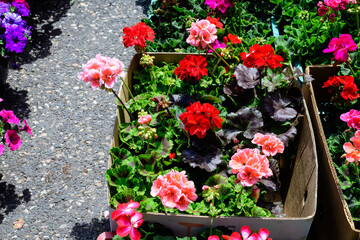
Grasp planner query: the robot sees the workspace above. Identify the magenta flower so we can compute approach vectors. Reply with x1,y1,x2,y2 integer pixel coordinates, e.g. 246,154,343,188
208,236,219,240
116,212,143,240
318,5,329,16
205,0,234,13
208,40,226,53
19,120,33,136
340,109,360,129
0,144,4,155
323,34,357,63
0,98,3,102
0,109,20,125
5,130,22,151
111,200,140,220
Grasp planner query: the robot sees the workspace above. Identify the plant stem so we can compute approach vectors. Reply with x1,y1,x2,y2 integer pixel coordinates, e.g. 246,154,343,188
234,185,244,209
357,7,360,36
146,139,150,154
111,88,133,121
210,199,215,236
120,77,137,103
193,84,197,96
212,58,222,75
349,64,357,78
208,45,230,68
314,20,325,44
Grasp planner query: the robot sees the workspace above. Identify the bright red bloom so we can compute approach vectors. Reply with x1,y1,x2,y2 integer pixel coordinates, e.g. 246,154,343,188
116,212,143,240
174,55,208,84
240,44,283,70
323,75,359,101
206,17,224,29
227,33,241,44
123,22,155,50
179,102,222,139
169,152,176,159
111,200,140,220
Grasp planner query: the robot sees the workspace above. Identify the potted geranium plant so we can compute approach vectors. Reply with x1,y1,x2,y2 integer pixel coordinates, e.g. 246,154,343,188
0,0,32,85
303,31,360,240
78,19,317,240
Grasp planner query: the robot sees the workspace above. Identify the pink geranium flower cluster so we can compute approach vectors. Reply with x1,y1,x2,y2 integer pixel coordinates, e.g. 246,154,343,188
77,54,125,90
0,105,32,155
229,148,273,187
187,19,217,49
111,200,143,240
323,34,357,64
252,133,285,157
343,130,360,165
204,0,235,13
323,0,351,11
208,225,272,240
340,109,360,129
138,114,152,125
151,170,198,211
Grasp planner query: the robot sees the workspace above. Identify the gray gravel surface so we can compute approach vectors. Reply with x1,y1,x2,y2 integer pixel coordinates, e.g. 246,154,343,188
0,0,149,239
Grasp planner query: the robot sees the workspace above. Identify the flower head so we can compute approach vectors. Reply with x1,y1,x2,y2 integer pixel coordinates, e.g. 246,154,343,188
252,133,285,156
138,114,152,125
111,200,140,220
208,40,226,53
151,170,197,211
222,226,260,240
340,109,360,129
4,25,28,53
227,33,242,44
0,2,10,14
206,17,224,29
12,2,30,17
204,0,235,13
343,130,360,164
179,102,222,139
19,119,32,136
323,34,357,64
123,22,155,51
174,55,208,84
78,55,125,90
229,148,273,186
116,212,143,240
5,130,21,151
240,44,283,70
0,109,20,125
186,19,217,49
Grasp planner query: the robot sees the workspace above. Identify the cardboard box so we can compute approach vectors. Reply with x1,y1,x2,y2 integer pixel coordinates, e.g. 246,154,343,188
303,65,360,240
108,53,318,240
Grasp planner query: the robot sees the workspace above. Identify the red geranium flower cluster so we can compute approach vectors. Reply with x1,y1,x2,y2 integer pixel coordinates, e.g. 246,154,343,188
206,16,224,29
323,75,359,101
179,101,222,139
123,22,155,51
240,44,283,70
174,55,208,84
223,33,242,44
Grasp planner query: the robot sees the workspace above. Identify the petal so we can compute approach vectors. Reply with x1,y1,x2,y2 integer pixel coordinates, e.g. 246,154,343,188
258,228,269,240
129,227,141,240
116,225,131,237
240,226,251,239
344,142,355,153
229,231,242,240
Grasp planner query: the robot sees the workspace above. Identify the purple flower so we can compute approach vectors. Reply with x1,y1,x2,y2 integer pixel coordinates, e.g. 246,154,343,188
0,2,10,15
5,130,22,151
2,12,24,28
0,109,20,125
12,2,30,17
5,25,28,53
